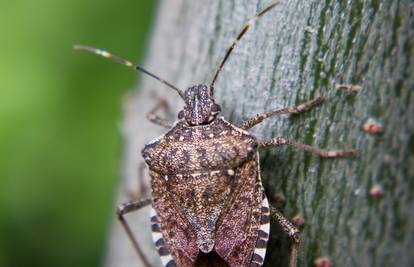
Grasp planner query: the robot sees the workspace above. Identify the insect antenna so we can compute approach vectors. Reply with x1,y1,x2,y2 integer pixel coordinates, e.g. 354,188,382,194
209,0,280,94
73,45,185,99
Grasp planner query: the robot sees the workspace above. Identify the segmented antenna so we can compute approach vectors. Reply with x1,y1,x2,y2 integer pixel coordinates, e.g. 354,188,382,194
73,45,185,99
210,0,280,93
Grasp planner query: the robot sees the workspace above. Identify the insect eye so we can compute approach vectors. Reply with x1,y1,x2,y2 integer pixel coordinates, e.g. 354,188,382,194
178,110,185,119
211,104,221,113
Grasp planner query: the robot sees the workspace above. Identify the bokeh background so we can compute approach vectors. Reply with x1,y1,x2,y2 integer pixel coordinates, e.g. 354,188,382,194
0,1,155,266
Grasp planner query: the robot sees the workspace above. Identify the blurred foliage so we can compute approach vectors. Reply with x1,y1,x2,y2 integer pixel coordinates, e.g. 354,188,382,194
0,1,155,266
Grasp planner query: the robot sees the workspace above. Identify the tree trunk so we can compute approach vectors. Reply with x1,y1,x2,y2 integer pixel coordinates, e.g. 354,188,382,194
105,0,414,266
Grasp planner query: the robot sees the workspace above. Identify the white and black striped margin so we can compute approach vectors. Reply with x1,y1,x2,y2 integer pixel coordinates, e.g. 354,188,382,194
150,208,177,267
250,196,271,267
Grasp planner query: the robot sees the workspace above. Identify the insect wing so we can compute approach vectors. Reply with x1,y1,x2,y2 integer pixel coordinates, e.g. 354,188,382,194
215,157,266,266
150,171,199,266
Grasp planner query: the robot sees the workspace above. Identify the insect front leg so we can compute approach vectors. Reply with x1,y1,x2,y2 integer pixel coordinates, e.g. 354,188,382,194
269,206,300,267
260,137,356,158
146,97,173,128
240,94,324,130
116,197,153,267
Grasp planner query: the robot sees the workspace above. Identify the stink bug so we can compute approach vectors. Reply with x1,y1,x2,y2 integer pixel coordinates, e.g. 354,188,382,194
74,1,356,266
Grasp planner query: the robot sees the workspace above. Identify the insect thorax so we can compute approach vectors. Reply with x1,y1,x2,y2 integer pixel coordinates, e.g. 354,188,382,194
142,117,258,174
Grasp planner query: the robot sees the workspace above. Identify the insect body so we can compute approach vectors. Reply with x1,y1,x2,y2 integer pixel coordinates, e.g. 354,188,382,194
74,1,355,266
142,86,266,266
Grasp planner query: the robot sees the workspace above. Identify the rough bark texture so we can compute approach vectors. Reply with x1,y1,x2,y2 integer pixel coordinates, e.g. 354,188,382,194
105,0,414,266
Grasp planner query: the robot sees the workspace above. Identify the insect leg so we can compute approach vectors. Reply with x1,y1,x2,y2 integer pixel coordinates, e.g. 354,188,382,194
138,162,150,196
240,94,324,130
146,97,172,128
126,162,150,200
269,206,300,267
259,137,356,157
116,197,153,267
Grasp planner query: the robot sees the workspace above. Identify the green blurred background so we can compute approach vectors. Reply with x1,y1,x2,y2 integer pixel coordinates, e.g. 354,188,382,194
0,1,155,266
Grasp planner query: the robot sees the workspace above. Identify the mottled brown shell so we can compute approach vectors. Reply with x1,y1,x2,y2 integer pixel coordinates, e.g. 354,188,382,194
142,117,265,266
142,117,258,174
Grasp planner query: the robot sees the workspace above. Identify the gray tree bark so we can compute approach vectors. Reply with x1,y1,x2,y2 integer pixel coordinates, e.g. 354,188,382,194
105,0,414,266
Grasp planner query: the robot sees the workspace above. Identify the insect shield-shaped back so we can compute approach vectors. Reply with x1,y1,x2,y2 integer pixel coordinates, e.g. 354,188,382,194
178,85,221,126
142,100,269,266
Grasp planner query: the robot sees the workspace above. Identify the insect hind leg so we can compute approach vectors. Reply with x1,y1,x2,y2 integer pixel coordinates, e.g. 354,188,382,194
269,206,300,267
116,197,153,267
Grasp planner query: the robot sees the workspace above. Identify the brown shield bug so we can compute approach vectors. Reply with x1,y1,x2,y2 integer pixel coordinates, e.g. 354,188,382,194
74,1,356,266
